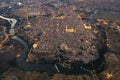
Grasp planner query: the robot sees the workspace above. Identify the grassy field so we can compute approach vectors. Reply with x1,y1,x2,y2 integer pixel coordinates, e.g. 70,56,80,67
93,11,120,20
